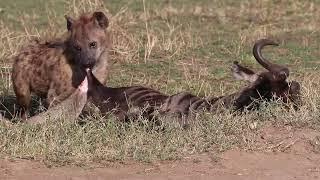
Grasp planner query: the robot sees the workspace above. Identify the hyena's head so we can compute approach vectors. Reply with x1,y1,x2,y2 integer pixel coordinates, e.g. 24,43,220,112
65,11,110,68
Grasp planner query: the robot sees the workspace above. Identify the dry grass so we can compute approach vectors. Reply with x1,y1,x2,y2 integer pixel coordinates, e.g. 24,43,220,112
0,0,320,166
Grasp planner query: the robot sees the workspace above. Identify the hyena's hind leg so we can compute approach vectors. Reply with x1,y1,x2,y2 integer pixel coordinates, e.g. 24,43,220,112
12,77,31,120
231,61,259,83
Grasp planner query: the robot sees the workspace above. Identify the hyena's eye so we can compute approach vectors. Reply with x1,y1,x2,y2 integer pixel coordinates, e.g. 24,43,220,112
89,41,97,49
74,45,82,51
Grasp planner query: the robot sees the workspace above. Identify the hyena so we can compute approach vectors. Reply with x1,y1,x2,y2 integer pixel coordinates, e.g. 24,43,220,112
12,11,111,120
85,39,301,124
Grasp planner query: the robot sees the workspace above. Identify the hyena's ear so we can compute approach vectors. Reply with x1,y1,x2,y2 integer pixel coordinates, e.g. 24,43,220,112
93,11,109,29
65,15,75,31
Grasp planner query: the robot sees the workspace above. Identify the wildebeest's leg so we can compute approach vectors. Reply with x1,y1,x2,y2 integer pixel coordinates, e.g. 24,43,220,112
231,61,258,83
46,82,75,108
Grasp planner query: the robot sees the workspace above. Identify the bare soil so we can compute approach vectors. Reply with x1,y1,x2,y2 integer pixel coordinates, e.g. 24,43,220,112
1,124,320,180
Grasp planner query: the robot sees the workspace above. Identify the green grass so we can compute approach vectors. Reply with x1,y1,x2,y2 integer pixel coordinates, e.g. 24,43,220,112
0,112,245,166
1,0,320,166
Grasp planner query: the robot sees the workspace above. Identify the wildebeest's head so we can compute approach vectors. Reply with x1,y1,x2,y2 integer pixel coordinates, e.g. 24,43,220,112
231,39,301,110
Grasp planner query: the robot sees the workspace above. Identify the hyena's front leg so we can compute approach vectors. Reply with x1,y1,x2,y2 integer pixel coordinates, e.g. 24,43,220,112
12,71,31,120
13,83,31,120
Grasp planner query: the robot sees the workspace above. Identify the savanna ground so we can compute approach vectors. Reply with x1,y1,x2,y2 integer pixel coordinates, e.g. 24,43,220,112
0,0,320,179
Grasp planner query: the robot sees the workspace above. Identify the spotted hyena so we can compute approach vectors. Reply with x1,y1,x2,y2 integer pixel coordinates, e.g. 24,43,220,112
12,11,111,119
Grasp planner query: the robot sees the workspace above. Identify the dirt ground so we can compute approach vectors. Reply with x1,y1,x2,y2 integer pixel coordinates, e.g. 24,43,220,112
1,124,320,180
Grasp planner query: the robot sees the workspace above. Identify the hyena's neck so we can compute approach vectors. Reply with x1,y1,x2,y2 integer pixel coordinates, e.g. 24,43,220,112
43,32,70,48
42,34,77,65
91,49,110,84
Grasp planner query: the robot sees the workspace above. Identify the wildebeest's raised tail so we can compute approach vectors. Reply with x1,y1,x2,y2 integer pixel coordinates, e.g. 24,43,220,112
253,39,289,81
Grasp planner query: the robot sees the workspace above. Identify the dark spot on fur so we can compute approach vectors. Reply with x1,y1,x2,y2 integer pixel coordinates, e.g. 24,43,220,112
36,71,41,76
23,51,29,56
56,83,61,91
34,59,42,66
49,64,55,69
30,49,36,54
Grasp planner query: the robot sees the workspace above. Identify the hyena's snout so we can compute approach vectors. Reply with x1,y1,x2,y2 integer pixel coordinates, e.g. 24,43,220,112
81,57,96,68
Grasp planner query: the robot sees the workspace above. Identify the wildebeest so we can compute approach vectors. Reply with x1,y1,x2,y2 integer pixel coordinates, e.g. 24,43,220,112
84,39,301,124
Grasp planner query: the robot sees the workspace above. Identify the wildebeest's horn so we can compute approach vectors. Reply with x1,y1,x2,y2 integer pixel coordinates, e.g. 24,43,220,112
253,39,289,79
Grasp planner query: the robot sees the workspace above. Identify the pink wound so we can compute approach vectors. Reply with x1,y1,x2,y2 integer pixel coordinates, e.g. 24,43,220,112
79,77,88,93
